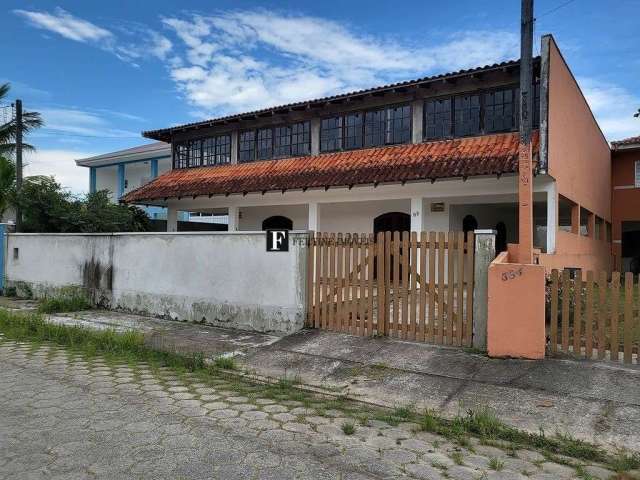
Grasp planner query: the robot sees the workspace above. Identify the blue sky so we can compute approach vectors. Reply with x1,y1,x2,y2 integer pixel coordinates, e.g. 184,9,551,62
2,0,639,193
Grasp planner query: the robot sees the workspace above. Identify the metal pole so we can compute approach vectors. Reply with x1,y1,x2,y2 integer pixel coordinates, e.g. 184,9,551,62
15,99,22,233
517,0,534,264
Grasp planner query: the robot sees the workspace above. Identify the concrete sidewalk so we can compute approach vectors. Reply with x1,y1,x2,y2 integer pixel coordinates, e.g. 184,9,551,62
3,300,639,453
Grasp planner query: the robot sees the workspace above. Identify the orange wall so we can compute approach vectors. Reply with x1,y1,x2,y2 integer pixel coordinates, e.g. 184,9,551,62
539,230,611,273
544,35,612,272
611,148,640,269
546,37,611,220
488,252,546,359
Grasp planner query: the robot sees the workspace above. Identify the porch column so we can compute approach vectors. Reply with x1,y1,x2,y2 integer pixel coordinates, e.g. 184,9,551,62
411,100,423,144
410,197,424,232
230,131,238,164
228,206,239,231
150,159,159,179
310,119,321,156
89,167,97,194
308,202,320,231
166,205,178,232
117,164,125,199
546,182,557,254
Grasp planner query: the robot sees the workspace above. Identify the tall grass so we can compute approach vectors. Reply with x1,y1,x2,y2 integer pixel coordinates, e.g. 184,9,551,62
0,310,204,371
0,309,638,473
38,294,91,314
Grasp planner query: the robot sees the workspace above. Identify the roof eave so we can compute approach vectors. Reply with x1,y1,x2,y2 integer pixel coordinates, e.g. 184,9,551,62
143,58,540,142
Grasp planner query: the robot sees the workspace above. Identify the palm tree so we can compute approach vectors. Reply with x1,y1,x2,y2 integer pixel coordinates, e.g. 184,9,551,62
0,83,44,155
0,156,16,217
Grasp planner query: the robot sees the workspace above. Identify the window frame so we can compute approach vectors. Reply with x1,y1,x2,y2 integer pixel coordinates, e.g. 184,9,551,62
239,121,311,162
320,102,412,153
173,133,232,169
422,82,539,141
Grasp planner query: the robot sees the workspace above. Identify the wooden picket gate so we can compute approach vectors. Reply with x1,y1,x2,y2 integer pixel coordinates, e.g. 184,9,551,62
306,231,475,346
547,269,640,364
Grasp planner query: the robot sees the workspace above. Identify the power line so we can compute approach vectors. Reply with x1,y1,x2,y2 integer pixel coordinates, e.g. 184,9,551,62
536,0,578,20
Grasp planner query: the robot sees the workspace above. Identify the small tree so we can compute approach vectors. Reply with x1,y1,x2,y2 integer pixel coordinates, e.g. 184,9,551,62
0,156,16,218
13,176,151,233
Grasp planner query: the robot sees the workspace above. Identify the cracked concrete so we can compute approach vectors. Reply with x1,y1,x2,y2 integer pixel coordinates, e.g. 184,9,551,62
3,299,640,454
0,337,626,480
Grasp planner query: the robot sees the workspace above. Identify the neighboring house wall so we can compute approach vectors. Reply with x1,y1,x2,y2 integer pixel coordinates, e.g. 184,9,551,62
539,35,612,273
612,148,640,271
5,232,308,334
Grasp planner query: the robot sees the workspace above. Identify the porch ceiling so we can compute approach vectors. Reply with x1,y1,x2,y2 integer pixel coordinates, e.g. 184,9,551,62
122,131,539,204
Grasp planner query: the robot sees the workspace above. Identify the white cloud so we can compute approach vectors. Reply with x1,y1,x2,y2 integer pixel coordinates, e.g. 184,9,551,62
34,108,140,139
578,77,640,140
15,8,172,65
162,11,519,115
23,149,96,194
14,8,111,43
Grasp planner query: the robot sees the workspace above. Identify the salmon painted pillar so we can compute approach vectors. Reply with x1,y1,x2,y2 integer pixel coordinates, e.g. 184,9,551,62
485,0,545,359
487,253,546,359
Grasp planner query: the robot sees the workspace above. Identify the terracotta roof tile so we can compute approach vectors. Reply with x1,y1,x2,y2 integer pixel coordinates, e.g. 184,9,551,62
123,131,539,203
611,135,640,149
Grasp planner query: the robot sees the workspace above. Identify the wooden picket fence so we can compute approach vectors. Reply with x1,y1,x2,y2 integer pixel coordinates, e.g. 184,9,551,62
547,269,640,364
306,231,475,346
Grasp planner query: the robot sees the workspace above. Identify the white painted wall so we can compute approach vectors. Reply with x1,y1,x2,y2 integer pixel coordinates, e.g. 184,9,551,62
95,166,118,202
319,199,410,233
5,232,308,334
239,204,308,230
124,161,152,194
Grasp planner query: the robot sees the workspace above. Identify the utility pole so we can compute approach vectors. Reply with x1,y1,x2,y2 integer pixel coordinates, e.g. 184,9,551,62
517,0,534,264
15,99,23,233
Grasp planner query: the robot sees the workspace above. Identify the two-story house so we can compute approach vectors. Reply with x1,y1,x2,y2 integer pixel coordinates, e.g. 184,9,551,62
123,35,613,273
611,135,640,273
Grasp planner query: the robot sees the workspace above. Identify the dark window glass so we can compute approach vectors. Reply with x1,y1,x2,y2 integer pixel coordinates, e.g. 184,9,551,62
188,139,202,167
291,121,310,156
202,137,216,165
256,128,273,160
214,135,231,164
321,117,342,152
485,88,517,133
344,113,363,149
364,109,385,147
454,94,480,137
386,105,411,144
239,131,255,162
274,125,291,158
424,98,452,140
174,142,188,169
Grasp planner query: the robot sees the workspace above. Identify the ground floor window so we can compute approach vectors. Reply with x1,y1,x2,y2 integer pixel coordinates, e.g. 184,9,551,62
262,216,293,230
373,212,410,235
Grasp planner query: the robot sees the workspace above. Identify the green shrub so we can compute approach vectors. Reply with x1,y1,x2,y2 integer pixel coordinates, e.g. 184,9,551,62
341,422,355,435
38,293,91,314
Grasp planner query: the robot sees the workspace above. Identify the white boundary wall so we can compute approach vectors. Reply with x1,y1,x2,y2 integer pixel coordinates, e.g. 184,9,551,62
4,232,308,335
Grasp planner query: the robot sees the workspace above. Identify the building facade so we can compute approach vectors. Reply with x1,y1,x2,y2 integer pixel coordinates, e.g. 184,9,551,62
123,35,612,273
76,142,172,219
611,136,640,273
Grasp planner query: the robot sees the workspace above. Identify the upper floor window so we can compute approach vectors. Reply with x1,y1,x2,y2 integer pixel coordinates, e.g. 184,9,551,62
454,94,480,137
203,135,231,165
321,105,411,152
173,134,231,169
635,160,640,188
423,84,539,141
484,88,517,133
239,130,256,163
425,98,452,140
240,121,310,162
